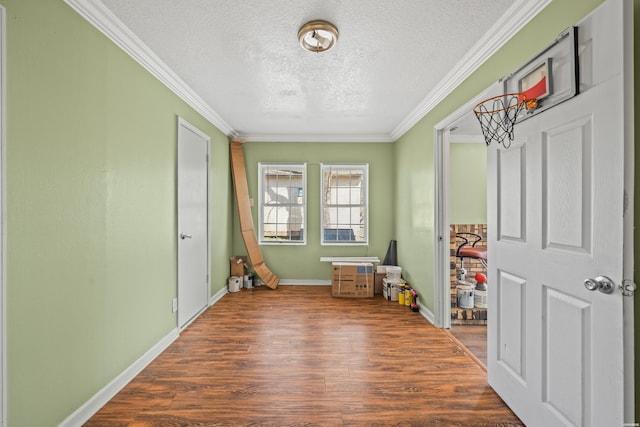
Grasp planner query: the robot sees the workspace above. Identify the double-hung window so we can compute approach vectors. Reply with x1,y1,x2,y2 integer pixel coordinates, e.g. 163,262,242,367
258,163,306,244
321,164,368,245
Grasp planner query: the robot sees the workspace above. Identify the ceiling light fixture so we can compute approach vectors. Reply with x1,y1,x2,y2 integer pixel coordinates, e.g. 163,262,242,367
298,20,339,53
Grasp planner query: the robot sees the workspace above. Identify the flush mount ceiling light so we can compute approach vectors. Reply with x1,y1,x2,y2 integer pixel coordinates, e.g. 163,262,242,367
298,20,339,53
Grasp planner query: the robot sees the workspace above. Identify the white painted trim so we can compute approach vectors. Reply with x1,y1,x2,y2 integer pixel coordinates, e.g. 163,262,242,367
279,279,331,286
0,7,5,427
59,328,179,427
433,83,501,330
65,0,549,144
391,0,552,141
240,133,395,143
418,302,436,326
64,0,236,137
621,0,634,421
258,163,308,245
433,127,451,329
319,257,380,263
208,286,228,306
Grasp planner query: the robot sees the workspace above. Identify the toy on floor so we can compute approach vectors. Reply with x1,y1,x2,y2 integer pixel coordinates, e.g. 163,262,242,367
410,288,419,312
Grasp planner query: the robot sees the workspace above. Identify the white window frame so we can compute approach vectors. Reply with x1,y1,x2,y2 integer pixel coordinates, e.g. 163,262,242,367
320,163,369,246
258,163,307,245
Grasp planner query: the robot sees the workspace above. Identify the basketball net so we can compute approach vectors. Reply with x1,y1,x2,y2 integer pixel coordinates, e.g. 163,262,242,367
473,93,538,149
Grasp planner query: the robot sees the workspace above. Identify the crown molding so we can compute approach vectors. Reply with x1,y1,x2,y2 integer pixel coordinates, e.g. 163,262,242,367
64,0,236,138
390,0,552,141
65,0,549,144
239,132,395,143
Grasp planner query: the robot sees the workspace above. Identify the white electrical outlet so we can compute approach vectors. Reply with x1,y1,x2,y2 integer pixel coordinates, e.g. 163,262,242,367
172,298,178,313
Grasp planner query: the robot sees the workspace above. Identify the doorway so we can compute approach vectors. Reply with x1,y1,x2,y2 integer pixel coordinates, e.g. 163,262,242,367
177,117,211,330
434,83,500,367
434,83,501,329
449,135,488,365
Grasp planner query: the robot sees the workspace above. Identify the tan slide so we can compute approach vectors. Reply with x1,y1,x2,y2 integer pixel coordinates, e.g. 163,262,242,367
229,139,279,289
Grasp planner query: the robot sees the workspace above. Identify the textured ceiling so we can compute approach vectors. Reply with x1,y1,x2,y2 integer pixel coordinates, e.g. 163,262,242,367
94,0,519,142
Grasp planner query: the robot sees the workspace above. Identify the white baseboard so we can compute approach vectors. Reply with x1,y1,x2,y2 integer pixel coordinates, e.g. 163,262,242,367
418,303,436,326
278,279,331,285
59,328,179,427
209,286,228,306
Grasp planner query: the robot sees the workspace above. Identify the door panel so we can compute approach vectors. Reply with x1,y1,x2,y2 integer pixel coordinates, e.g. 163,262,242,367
498,145,526,242
496,270,526,381
542,116,592,252
489,68,626,427
177,118,209,329
488,2,630,422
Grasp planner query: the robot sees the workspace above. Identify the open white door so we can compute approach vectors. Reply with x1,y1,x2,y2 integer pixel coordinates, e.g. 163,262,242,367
177,118,210,330
487,1,633,425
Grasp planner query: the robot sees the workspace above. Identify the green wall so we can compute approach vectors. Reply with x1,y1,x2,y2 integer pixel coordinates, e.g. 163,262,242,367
236,141,395,281
2,0,232,425
449,143,487,225
2,0,639,425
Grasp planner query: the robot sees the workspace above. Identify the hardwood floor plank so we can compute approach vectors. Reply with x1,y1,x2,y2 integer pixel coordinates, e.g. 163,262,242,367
448,324,487,367
85,286,521,426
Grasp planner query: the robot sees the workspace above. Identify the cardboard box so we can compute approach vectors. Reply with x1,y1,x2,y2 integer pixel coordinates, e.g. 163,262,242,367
331,262,374,298
230,256,247,276
374,272,385,295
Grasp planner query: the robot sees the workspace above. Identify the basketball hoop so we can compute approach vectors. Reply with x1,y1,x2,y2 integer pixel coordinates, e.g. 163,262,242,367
473,93,538,148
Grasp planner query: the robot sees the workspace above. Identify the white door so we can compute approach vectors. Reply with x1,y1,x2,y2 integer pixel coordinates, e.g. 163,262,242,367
177,118,210,329
487,2,632,425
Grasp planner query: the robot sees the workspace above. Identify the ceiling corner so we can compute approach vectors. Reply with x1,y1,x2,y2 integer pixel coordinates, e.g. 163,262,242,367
64,0,236,136
390,0,552,141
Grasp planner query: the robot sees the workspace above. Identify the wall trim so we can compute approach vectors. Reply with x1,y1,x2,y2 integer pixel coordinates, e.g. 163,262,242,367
59,328,179,427
241,133,395,143
0,6,5,426
418,303,436,326
279,279,331,286
390,0,552,141
208,286,228,306
64,0,236,137
64,0,550,144
433,82,501,330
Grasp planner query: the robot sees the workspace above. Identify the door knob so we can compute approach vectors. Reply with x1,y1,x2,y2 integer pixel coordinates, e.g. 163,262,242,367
584,275,615,294
584,276,636,296
179,233,192,240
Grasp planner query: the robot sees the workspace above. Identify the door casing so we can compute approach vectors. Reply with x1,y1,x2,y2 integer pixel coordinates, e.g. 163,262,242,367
177,117,211,330
433,83,501,329
0,6,6,427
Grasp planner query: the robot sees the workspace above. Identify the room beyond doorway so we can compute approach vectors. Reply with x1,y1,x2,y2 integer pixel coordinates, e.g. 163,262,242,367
433,83,497,364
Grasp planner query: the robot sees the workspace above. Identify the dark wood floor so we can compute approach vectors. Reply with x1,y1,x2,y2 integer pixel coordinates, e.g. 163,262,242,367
449,324,487,367
85,286,522,426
